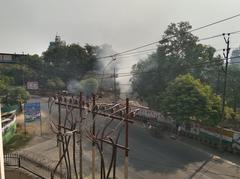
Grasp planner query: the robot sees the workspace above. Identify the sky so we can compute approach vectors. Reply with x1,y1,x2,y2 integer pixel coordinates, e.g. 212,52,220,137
1,0,240,55
1,0,240,93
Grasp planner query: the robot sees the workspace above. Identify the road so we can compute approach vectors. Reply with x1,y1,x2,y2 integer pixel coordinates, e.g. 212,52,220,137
17,96,240,179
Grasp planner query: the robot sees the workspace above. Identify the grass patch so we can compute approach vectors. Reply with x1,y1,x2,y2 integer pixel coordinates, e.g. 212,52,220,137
4,132,32,153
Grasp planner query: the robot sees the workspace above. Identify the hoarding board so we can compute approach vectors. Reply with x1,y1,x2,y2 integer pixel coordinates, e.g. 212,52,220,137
27,81,39,90
24,103,41,123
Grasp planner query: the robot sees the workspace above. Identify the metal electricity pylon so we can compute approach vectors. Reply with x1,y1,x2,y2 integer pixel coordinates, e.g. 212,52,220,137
48,92,138,179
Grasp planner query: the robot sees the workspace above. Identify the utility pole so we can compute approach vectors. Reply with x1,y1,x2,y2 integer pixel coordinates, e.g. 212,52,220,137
219,33,230,150
58,96,63,179
113,67,117,103
92,94,96,179
221,33,231,122
79,92,83,179
124,98,129,179
0,104,5,179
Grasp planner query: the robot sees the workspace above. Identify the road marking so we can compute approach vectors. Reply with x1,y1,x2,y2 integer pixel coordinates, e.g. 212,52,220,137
213,155,239,167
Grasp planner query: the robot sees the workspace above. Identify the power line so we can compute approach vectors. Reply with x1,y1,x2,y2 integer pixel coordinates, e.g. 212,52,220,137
102,56,240,79
97,31,240,62
97,49,156,61
198,34,223,41
198,30,240,41
117,48,156,58
118,84,131,86
97,12,240,60
190,13,240,33
96,55,240,80
95,53,240,77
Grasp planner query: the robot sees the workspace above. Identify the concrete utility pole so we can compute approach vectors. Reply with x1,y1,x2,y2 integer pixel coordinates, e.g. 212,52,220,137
221,33,231,122
0,104,5,179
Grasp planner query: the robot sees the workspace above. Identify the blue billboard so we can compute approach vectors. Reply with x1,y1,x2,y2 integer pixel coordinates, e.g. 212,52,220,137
24,103,41,123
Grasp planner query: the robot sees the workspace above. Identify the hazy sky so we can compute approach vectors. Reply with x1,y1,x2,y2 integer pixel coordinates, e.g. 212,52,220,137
2,0,240,94
1,0,240,56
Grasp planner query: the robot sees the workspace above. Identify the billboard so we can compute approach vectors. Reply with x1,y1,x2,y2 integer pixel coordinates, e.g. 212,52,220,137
27,81,39,90
24,103,41,123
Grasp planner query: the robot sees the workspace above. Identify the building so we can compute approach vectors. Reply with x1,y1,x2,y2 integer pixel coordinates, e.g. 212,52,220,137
0,53,26,63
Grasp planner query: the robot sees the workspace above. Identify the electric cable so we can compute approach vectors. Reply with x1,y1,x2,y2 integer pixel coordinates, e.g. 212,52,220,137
97,13,240,60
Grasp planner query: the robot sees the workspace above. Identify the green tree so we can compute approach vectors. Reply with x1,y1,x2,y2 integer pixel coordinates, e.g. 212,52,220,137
7,87,30,105
80,78,98,97
226,64,240,112
131,22,220,108
43,43,97,82
46,78,65,90
161,74,221,126
0,64,37,86
47,79,57,90
0,38,99,92
0,76,14,96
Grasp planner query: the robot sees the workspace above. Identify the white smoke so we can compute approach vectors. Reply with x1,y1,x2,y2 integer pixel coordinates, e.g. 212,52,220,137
67,44,152,97
96,44,146,96
67,80,83,94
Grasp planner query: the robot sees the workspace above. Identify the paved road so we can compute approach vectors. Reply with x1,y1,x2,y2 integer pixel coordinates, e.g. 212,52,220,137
18,96,240,179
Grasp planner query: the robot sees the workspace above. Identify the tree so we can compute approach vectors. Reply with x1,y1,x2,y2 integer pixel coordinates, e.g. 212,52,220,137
161,74,221,126
131,22,219,108
226,64,240,112
0,37,99,92
79,78,98,98
47,79,57,90
47,78,65,90
42,42,98,82
0,76,14,96
0,75,29,109
7,87,30,105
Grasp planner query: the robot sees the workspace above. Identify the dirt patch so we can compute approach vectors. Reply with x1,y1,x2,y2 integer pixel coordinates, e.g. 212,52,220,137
5,167,34,179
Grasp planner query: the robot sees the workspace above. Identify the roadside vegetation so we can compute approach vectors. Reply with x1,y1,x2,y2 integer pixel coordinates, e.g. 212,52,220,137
131,22,240,128
3,131,32,153
1,21,240,129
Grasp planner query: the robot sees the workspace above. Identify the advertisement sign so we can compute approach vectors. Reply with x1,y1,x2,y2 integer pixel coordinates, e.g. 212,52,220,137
27,81,39,90
24,103,41,123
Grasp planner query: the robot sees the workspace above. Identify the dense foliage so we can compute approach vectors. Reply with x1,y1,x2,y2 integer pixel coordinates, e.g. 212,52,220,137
42,44,97,82
227,64,240,112
131,22,220,107
0,37,101,108
161,74,221,126
0,40,99,92
131,21,240,126
0,75,30,106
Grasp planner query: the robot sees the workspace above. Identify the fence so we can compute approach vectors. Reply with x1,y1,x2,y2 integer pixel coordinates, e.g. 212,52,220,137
4,153,63,179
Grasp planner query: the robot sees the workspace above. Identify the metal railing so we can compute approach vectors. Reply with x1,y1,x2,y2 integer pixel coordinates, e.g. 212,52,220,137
4,153,63,179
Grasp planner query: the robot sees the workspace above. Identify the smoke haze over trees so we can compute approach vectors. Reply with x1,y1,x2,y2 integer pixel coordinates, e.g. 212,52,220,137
0,22,240,126
130,21,240,126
